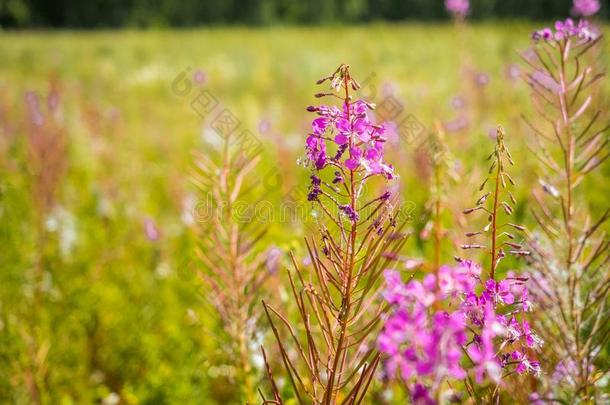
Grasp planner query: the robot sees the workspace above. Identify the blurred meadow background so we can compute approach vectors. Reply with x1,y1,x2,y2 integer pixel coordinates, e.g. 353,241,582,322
1,1,610,404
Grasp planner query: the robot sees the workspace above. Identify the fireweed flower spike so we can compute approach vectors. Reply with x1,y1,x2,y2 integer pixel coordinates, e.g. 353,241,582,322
532,18,598,42
461,126,530,279
261,65,408,404
421,122,461,270
459,127,541,392
379,127,541,404
379,263,542,403
20,85,68,401
521,18,610,404
191,133,274,403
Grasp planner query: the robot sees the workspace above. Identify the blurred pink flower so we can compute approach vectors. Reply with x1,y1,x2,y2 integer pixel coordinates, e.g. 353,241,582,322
380,261,542,391
193,69,206,84
572,0,600,17
143,218,160,242
265,247,282,274
532,18,598,42
445,0,469,18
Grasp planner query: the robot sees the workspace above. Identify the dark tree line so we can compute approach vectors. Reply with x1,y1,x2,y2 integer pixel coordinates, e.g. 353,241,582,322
0,0,608,28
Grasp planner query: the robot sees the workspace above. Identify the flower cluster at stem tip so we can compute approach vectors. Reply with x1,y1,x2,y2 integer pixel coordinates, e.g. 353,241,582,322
532,18,598,42
379,260,542,402
304,67,396,218
305,102,394,178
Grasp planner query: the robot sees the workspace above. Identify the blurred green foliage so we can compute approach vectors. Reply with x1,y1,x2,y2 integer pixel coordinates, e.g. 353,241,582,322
0,23,608,403
0,0,608,28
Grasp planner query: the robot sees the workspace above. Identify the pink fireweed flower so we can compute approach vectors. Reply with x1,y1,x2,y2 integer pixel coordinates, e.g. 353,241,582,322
462,277,543,381
382,270,436,307
305,99,394,180
380,261,542,394
520,288,532,312
468,328,502,383
409,275,438,307
484,279,515,305
532,18,598,42
265,246,283,274
467,301,507,383
438,261,479,297
411,384,436,405
382,270,411,305
312,117,329,135
551,359,589,385
529,393,547,405
513,351,541,376
193,69,206,84
344,146,362,171
305,135,327,170
143,218,160,241
379,307,467,383
445,0,469,18
506,271,534,311
503,317,543,349
379,271,467,386
521,320,543,348
572,0,600,17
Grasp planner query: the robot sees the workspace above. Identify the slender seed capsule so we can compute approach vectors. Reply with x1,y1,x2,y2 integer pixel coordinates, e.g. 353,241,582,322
509,223,526,231
510,250,531,256
508,191,517,205
466,231,483,237
460,244,486,249
505,242,523,249
477,192,491,206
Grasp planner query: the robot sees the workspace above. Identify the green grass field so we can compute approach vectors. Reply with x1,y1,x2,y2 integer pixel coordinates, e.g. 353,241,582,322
0,24,609,403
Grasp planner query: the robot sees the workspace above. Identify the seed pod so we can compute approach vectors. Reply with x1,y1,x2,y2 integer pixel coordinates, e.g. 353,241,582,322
331,76,341,91
508,191,517,205
505,242,523,249
510,250,531,256
539,179,560,198
477,192,491,206
489,160,497,174
509,223,526,231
